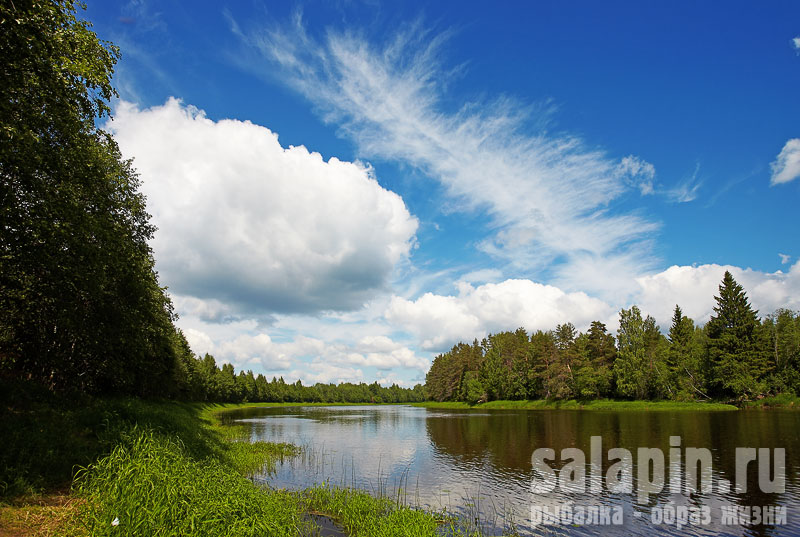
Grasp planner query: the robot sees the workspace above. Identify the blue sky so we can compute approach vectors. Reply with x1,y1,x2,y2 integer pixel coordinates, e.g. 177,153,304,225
85,1,800,386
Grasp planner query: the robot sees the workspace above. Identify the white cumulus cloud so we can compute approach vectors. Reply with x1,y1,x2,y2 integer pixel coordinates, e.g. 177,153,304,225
181,325,428,377
635,262,800,328
182,261,800,380
289,363,364,385
386,279,614,352
770,138,800,185
385,263,800,353
107,98,418,315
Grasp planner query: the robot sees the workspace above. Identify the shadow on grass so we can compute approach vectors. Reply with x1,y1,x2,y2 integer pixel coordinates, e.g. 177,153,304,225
0,379,225,500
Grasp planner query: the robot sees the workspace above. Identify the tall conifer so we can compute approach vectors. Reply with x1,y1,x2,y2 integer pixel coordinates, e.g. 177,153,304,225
707,271,770,398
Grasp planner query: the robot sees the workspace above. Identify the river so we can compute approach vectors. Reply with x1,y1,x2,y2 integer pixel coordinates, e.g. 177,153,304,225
223,405,800,536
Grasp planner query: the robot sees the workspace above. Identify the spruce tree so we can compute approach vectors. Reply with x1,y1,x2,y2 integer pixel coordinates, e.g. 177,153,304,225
707,271,770,399
667,305,708,400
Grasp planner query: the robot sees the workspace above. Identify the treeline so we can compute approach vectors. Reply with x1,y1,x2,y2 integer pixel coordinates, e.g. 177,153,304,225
175,352,424,404
426,272,800,403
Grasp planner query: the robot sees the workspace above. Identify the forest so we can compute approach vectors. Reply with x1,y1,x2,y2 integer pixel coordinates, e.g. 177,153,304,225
0,0,421,405
425,272,800,403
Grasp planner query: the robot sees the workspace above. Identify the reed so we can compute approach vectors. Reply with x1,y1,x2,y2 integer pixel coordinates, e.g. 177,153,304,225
304,483,471,537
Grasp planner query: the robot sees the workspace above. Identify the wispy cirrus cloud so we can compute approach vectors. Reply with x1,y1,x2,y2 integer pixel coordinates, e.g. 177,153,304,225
617,155,656,195
664,163,703,203
665,180,702,203
233,16,661,298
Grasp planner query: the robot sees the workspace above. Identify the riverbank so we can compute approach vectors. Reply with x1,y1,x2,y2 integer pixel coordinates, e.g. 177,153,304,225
741,393,800,409
412,399,739,411
0,392,484,537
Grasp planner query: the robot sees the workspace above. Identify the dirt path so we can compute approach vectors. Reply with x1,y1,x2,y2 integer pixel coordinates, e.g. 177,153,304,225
0,492,83,537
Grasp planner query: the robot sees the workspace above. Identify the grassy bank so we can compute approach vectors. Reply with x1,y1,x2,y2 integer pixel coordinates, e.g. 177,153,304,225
741,393,800,409
0,386,485,537
0,387,398,500
0,385,222,499
412,399,739,411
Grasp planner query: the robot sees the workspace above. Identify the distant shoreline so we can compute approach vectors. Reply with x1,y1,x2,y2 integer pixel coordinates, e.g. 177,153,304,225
410,399,740,411
210,396,800,412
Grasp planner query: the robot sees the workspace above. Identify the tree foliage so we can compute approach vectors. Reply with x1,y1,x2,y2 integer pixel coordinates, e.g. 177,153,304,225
573,321,615,398
178,352,424,404
706,271,770,398
666,306,708,400
0,0,187,394
424,273,798,403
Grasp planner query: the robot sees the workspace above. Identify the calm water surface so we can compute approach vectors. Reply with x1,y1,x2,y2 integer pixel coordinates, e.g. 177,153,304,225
224,405,800,536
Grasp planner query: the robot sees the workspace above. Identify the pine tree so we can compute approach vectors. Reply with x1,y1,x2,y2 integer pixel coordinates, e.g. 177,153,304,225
554,323,578,394
614,306,647,399
531,330,569,399
669,306,692,347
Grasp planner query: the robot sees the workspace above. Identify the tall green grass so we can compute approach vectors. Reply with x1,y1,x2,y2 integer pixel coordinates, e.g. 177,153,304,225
305,484,445,537
0,382,286,499
0,380,224,498
70,424,486,537
1,389,515,536
73,427,310,537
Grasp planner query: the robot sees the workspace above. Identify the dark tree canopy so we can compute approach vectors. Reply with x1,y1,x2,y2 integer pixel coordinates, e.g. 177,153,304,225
706,271,770,398
0,0,185,394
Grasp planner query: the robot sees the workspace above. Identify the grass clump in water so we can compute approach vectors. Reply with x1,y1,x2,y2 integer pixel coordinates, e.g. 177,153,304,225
223,440,298,477
201,404,299,475
304,484,475,537
73,427,309,537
